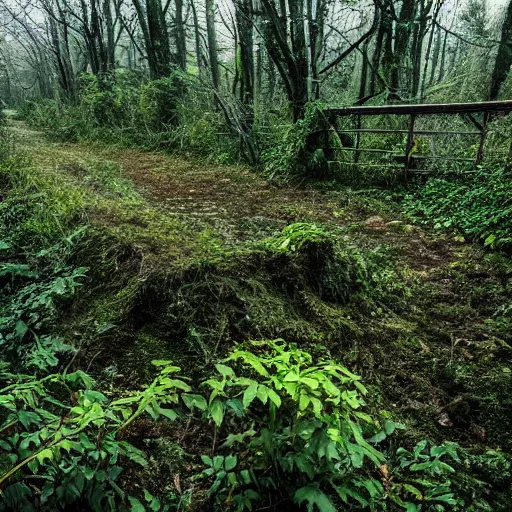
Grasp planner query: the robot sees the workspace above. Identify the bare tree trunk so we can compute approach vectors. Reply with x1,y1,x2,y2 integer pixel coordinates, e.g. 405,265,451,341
420,1,442,100
489,0,512,100
358,40,369,101
437,29,448,83
190,0,203,73
206,0,220,88
132,0,173,79
104,0,116,69
175,0,187,70
429,26,442,86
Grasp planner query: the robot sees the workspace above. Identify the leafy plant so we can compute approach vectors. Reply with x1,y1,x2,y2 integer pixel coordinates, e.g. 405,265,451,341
387,441,463,511
0,360,190,511
404,167,512,251
262,102,329,180
264,223,368,302
198,339,397,511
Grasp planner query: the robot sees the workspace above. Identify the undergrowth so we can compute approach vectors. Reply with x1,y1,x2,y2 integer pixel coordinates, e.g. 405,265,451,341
1,119,511,510
403,166,512,251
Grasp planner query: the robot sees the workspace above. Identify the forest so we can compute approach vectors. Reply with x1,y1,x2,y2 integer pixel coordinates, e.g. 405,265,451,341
0,0,511,510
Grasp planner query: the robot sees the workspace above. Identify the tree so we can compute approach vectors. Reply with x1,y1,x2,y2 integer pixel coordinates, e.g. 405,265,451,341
489,0,512,100
131,0,173,79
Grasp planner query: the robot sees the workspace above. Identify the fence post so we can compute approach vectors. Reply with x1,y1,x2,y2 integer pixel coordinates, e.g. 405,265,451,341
405,114,416,178
354,114,362,163
476,111,490,165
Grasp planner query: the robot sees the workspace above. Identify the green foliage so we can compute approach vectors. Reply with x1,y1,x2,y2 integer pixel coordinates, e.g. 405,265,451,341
450,449,512,511
198,339,394,511
404,167,512,250
0,360,190,511
139,75,185,130
262,102,329,180
195,340,468,511
18,73,239,161
264,223,367,302
388,441,462,510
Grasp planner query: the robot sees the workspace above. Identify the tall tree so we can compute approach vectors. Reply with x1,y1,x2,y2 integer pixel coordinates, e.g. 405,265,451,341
489,0,512,100
174,0,187,70
132,0,173,79
205,0,220,88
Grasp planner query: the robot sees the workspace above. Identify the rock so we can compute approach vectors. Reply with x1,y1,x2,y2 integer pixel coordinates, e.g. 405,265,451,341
437,412,453,427
364,216,386,229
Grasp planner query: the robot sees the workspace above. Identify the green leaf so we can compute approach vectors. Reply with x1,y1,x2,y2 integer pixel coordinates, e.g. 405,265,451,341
182,394,208,411
15,320,29,340
157,407,179,421
243,382,259,409
209,399,224,427
215,363,235,379
109,466,123,481
402,484,423,500
18,410,41,429
201,455,213,466
128,496,146,512
36,448,54,464
367,430,386,444
484,234,496,247
294,485,336,512
119,442,147,466
228,350,269,377
267,388,282,408
224,455,237,471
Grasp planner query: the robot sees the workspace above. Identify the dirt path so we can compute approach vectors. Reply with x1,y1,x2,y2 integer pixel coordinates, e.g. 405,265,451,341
10,115,454,269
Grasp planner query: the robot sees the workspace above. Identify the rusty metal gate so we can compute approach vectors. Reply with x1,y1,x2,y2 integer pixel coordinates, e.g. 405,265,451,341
325,100,512,178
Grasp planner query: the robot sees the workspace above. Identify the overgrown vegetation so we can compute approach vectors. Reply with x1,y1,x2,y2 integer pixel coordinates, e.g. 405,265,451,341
18,73,239,164
404,166,512,251
1,0,512,506
1,110,512,510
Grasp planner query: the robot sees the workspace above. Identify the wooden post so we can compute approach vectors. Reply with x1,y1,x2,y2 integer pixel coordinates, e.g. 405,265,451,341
476,111,490,165
405,114,416,178
505,138,512,175
354,114,362,163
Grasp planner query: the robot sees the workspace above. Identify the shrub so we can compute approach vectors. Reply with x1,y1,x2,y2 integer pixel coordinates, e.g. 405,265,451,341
196,340,463,512
264,222,367,302
262,102,331,180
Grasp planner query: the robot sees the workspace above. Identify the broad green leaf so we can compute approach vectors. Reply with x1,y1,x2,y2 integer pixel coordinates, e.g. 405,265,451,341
182,394,208,411
215,364,235,379
36,448,54,464
243,382,259,409
209,399,224,427
128,496,145,512
224,455,237,471
267,388,282,408
294,485,336,512
118,442,147,466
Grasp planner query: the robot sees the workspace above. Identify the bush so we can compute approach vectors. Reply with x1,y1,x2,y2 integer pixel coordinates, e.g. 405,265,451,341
17,73,239,161
262,102,330,180
196,340,464,512
264,222,367,302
